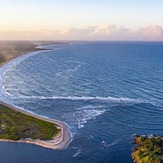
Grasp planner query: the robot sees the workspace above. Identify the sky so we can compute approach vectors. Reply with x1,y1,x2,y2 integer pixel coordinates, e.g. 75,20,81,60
0,0,163,40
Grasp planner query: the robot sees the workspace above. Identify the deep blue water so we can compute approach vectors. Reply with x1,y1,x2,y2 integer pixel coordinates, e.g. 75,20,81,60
0,41,163,163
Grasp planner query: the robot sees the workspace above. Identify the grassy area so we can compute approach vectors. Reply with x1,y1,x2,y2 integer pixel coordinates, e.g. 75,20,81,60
0,104,60,141
131,134,163,163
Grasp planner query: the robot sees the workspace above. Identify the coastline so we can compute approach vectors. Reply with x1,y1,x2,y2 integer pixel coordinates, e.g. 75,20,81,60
0,41,72,150
0,41,68,66
0,101,72,150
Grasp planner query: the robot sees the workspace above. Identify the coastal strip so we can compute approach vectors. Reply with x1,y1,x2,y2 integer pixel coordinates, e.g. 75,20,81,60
0,41,72,150
0,41,68,66
0,101,72,149
0,100,72,150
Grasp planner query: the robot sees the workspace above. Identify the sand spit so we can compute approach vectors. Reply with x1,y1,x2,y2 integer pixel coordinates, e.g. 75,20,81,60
0,101,72,150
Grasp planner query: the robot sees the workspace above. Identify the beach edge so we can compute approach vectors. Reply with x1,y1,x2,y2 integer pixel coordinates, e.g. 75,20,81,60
0,100,72,150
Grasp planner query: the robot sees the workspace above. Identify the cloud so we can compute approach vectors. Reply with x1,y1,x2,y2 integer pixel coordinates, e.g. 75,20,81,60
0,24,163,40
137,25,163,38
92,25,117,34
0,30,67,40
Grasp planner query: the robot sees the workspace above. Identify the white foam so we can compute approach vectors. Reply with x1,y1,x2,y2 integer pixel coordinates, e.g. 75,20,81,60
72,148,82,158
4,90,13,96
16,95,143,103
76,105,106,110
75,108,106,129
65,60,87,65
101,139,121,148
55,65,81,78
0,50,45,95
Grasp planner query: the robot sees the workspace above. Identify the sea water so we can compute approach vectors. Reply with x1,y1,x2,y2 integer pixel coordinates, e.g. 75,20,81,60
0,41,163,163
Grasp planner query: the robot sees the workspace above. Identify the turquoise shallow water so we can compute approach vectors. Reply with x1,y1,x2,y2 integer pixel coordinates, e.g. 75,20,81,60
0,42,163,163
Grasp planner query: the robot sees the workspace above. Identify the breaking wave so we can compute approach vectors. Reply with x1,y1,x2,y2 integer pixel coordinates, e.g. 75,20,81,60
14,95,144,103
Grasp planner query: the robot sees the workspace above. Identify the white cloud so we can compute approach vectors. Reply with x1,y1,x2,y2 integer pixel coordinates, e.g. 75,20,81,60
92,25,117,34
137,25,163,37
0,24,163,40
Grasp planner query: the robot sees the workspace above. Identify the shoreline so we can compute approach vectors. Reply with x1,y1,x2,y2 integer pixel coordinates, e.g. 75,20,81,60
0,41,68,66
0,41,72,150
0,100,72,150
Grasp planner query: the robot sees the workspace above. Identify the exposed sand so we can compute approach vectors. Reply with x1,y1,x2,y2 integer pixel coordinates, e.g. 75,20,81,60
0,41,72,150
0,101,72,150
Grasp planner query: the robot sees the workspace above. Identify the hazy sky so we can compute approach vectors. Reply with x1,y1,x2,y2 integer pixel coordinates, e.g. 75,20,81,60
0,0,163,40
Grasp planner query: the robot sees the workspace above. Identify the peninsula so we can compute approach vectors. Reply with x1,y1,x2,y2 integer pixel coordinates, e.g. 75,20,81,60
0,41,71,149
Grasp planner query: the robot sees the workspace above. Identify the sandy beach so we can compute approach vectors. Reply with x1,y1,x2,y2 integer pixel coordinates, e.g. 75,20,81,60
0,100,72,150
0,41,72,150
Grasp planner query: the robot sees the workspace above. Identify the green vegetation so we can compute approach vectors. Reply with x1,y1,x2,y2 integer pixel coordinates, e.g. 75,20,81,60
132,134,163,163
0,104,60,141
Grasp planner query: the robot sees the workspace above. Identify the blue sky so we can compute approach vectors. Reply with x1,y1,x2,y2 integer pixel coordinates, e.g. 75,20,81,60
0,0,163,40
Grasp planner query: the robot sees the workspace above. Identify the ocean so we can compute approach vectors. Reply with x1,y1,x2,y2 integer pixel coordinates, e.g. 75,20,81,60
0,41,163,163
